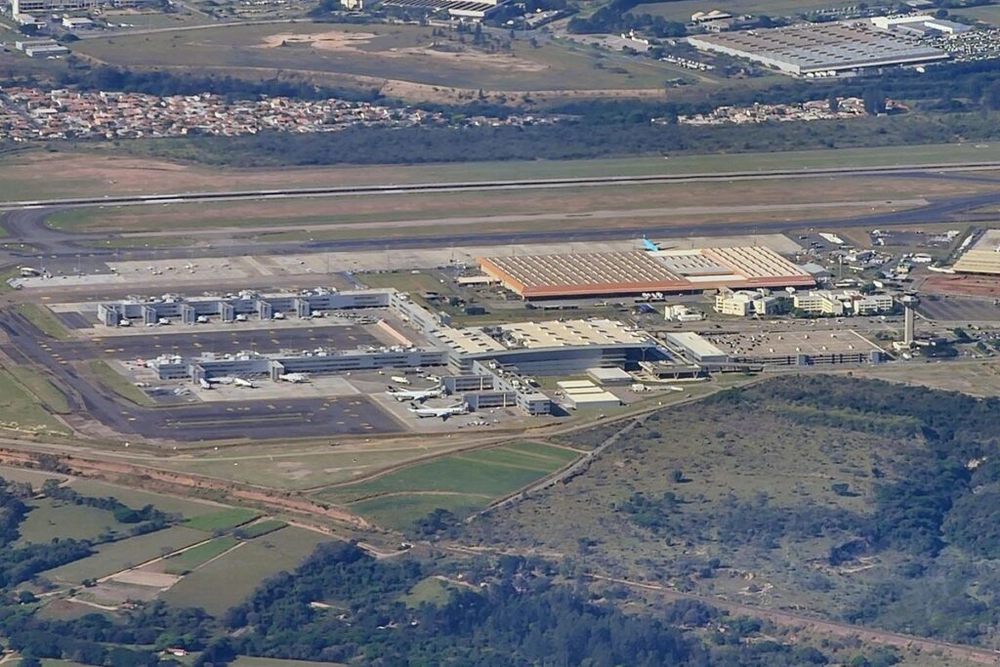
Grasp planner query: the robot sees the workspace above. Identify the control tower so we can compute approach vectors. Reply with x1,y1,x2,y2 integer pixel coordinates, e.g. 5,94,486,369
901,295,919,347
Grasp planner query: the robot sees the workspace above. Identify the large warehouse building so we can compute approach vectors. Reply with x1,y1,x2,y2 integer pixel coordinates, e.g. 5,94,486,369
477,246,814,299
687,21,949,75
952,230,1000,275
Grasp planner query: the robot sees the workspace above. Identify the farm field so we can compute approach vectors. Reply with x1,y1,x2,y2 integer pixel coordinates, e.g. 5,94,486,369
160,526,330,614
236,519,287,538
72,23,685,93
183,507,261,532
44,526,206,584
319,441,579,529
3,143,999,203
955,4,1000,26
632,0,843,21
17,499,119,545
43,175,975,236
162,535,240,574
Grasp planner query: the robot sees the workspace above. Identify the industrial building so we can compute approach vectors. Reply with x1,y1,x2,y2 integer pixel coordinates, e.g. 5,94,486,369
715,288,790,317
665,332,729,364
557,380,622,410
12,0,96,14
792,290,895,316
477,246,814,300
870,14,971,35
380,0,506,19
952,230,1000,275
687,22,949,75
705,330,886,367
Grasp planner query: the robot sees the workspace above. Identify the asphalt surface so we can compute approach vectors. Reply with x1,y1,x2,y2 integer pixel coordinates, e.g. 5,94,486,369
0,312,401,442
64,325,379,361
4,166,1000,266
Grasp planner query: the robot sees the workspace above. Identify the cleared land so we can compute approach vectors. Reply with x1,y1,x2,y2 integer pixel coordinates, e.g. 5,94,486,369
160,526,329,614
73,23,683,93
2,143,1000,202
319,441,579,529
43,176,971,237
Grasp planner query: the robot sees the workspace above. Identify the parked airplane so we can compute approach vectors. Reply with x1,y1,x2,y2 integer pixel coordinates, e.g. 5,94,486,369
232,377,255,388
408,402,468,420
386,385,443,402
198,378,211,390
642,235,660,252
279,373,309,383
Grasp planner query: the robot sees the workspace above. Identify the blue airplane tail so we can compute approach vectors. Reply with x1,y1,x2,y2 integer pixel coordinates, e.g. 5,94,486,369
642,236,659,251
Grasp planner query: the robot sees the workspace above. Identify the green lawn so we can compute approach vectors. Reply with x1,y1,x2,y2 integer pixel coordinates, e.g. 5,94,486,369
320,442,579,529
0,366,71,435
236,519,287,538
160,526,330,614
14,367,70,414
87,360,156,407
183,507,262,533
400,576,459,608
16,303,69,341
163,536,240,574
44,526,206,584
17,500,119,546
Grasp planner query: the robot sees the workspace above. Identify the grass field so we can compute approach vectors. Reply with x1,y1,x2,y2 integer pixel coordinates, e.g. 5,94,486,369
0,366,70,435
65,479,226,518
400,576,459,608
87,360,156,407
16,303,69,341
0,465,68,487
45,526,206,584
12,367,70,414
354,271,454,294
236,519,287,538
72,22,689,93
163,536,240,574
319,442,580,529
160,526,329,614
184,507,261,532
156,440,474,489
17,499,119,546
954,4,1000,26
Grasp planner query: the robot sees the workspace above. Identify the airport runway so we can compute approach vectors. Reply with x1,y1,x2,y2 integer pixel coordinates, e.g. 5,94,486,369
59,325,380,361
4,165,1000,266
0,312,401,442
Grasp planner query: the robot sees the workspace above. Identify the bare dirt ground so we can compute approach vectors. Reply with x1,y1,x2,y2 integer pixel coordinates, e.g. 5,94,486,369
923,274,1000,298
258,30,546,72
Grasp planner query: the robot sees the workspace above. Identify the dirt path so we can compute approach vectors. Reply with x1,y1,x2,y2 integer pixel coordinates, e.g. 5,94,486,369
590,574,1000,665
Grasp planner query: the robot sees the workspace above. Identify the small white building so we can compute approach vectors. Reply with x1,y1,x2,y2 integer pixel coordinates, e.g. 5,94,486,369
62,16,92,29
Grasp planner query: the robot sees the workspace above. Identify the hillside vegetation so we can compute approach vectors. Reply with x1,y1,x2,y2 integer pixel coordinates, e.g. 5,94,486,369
466,375,1000,647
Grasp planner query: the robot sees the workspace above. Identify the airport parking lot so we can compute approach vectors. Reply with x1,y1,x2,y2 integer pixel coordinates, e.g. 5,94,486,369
917,295,1000,323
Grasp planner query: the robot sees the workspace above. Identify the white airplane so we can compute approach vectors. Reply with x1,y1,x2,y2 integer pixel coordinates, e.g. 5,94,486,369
233,377,255,389
386,385,443,402
409,402,468,420
198,378,211,390
279,373,309,383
